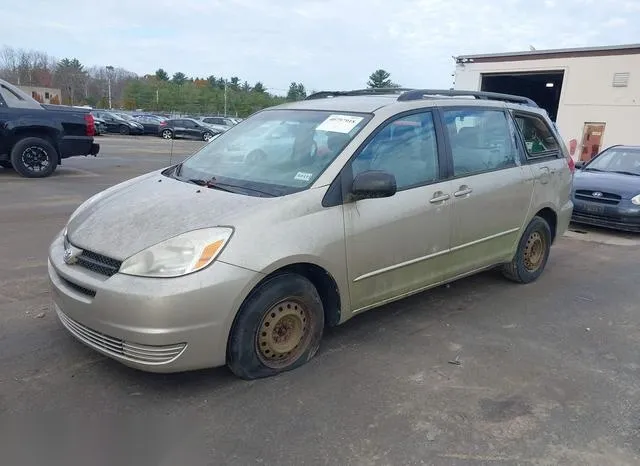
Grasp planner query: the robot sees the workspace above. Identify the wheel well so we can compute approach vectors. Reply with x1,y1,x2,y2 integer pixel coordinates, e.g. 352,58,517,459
11,129,59,160
534,207,557,242
261,263,342,327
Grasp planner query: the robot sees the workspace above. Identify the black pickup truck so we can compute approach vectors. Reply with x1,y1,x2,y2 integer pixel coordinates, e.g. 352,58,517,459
0,78,99,178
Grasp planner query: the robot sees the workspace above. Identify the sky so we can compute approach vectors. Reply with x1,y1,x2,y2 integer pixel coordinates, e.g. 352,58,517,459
2,0,639,94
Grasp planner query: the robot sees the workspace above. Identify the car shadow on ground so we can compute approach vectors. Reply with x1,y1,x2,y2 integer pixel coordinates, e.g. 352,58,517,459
84,268,508,394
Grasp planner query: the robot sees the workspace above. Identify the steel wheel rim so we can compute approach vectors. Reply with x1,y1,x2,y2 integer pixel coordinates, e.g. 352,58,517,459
523,231,545,272
21,146,49,172
256,299,312,369
162,130,172,139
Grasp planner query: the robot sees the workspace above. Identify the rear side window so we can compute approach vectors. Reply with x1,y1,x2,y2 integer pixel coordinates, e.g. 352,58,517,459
513,113,560,159
443,108,517,177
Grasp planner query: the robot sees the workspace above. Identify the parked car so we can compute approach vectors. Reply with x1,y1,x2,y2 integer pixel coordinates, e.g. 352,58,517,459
93,116,107,136
158,118,222,141
0,78,99,178
201,116,236,128
92,111,143,135
50,88,573,379
133,115,165,135
571,145,640,232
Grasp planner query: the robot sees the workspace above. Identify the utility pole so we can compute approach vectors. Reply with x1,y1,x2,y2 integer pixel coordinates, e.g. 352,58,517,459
106,65,114,109
224,79,228,116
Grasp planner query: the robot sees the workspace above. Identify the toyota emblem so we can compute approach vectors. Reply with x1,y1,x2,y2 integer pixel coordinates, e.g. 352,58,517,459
592,191,603,197
63,247,80,265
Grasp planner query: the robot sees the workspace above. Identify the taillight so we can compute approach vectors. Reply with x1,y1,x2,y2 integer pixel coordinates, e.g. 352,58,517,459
159,121,167,126
84,113,95,137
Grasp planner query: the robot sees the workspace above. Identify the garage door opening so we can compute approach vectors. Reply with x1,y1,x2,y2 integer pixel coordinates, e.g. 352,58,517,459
480,71,564,121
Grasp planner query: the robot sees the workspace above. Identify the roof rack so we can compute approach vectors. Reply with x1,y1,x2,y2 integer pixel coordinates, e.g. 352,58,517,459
305,88,414,100
396,89,538,107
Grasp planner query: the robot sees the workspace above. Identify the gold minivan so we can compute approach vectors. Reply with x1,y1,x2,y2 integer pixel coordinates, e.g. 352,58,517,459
49,89,574,379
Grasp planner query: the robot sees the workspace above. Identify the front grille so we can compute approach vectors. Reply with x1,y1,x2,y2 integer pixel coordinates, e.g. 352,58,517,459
575,190,621,205
76,249,122,277
57,309,187,365
60,276,96,298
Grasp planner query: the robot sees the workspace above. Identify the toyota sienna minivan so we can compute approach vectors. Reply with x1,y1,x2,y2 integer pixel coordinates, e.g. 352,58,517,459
49,89,573,379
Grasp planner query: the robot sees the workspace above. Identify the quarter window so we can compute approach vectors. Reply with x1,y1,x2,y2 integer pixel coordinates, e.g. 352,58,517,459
443,109,516,176
352,112,439,190
514,113,559,158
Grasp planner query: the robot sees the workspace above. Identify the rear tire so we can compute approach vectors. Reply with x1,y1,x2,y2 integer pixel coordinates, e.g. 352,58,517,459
161,129,173,139
10,137,57,178
227,273,324,380
502,216,552,284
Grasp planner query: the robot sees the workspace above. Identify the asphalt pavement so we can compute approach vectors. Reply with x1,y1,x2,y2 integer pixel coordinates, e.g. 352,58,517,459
1,135,639,465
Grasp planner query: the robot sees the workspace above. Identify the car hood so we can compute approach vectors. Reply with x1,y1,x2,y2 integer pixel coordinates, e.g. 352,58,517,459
66,171,269,260
573,170,640,199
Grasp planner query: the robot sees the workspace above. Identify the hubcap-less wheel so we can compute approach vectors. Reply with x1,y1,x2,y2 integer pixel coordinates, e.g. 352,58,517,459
523,231,545,272
256,300,311,369
21,146,50,172
162,130,173,139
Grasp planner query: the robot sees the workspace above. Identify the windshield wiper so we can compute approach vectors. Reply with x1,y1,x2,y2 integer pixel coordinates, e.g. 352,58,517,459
188,177,237,193
211,181,277,197
611,170,640,177
584,167,603,172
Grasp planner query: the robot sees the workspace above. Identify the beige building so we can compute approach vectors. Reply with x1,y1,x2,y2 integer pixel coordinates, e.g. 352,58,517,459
454,44,640,161
18,85,62,105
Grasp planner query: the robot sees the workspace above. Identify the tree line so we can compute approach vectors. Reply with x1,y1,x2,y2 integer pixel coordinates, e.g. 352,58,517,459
0,46,399,116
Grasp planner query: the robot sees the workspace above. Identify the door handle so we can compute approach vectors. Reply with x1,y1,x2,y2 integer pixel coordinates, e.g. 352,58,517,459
429,192,450,204
454,185,473,197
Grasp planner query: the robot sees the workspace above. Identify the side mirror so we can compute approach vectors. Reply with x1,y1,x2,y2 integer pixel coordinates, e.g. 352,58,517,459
351,170,397,201
575,160,585,170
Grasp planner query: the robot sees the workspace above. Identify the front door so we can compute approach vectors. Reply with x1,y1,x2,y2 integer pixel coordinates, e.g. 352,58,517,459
344,110,453,313
441,108,534,275
580,123,606,161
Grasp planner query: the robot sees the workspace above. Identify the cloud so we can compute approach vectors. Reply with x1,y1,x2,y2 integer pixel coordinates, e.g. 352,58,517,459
1,0,637,91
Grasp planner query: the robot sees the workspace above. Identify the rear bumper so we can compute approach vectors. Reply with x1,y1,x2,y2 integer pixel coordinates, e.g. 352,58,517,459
58,136,99,159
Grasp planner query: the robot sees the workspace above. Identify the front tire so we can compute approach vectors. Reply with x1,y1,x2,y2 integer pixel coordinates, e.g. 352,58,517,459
119,125,130,135
227,273,324,379
10,137,57,178
202,131,213,141
502,216,552,284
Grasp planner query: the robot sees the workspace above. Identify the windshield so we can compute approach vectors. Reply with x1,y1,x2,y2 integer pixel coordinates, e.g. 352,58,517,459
586,148,640,175
117,113,135,121
171,109,371,196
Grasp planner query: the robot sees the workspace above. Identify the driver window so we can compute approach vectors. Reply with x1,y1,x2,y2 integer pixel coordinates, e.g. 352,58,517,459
351,112,439,190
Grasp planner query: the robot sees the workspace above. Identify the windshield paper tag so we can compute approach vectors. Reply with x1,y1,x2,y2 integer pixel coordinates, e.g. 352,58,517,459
316,114,364,134
294,172,313,182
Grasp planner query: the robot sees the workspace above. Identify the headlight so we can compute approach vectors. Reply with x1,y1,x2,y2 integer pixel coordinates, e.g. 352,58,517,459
119,227,233,278
632,194,640,206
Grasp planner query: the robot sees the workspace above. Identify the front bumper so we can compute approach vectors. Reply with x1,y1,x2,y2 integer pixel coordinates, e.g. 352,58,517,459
571,197,640,233
48,234,262,373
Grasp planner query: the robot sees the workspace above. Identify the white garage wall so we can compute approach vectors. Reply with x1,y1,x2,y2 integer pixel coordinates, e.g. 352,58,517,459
454,53,640,157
